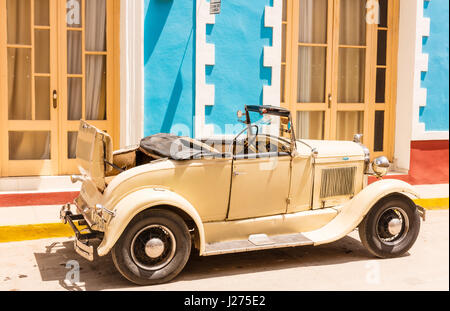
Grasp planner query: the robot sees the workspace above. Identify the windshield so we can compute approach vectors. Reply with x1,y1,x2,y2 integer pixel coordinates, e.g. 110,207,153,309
247,110,292,144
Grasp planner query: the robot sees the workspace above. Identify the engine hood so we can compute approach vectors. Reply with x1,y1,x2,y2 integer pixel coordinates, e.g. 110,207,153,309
296,139,366,162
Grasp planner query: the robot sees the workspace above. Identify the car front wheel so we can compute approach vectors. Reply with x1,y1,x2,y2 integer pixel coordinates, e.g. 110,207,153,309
111,209,191,285
358,196,421,258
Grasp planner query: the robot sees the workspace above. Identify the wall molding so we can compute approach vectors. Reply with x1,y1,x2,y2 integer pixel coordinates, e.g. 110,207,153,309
119,0,145,148
411,0,449,141
195,0,216,138
263,0,282,107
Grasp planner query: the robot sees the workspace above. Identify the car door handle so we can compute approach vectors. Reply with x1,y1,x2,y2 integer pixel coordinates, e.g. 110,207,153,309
233,171,247,176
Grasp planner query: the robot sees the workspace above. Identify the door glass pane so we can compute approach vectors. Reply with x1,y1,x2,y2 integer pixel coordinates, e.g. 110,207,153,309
298,0,328,44
68,132,78,159
376,68,386,103
67,31,82,74
35,77,50,120
282,23,287,63
8,48,32,120
281,65,286,102
86,55,106,120
336,111,364,141
35,30,50,73
377,30,387,66
297,46,326,103
339,0,366,46
7,0,31,45
68,78,82,120
66,0,82,28
338,48,365,103
379,0,388,28
35,0,49,26
9,131,51,160
296,111,325,140
85,0,107,51
282,0,287,21
374,111,385,152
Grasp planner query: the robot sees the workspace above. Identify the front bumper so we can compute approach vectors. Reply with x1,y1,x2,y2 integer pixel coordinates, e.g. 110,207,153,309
60,203,104,261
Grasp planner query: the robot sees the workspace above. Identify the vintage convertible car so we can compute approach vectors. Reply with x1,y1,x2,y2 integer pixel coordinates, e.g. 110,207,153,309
60,105,426,285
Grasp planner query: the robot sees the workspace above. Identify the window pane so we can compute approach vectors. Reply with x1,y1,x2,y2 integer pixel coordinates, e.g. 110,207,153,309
282,0,287,21
376,68,386,103
66,0,82,28
297,111,325,140
68,78,82,120
339,0,366,46
8,48,32,120
379,0,388,28
35,77,50,120
86,55,107,120
282,23,287,63
297,46,326,103
336,111,364,141
281,65,286,102
9,131,51,160
35,0,49,26
374,111,385,152
67,31,82,74
68,132,78,159
338,48,366,103
85,0,106,51
7,0,31,45
377,30,387,66
299,0,328,44
35,30,50,73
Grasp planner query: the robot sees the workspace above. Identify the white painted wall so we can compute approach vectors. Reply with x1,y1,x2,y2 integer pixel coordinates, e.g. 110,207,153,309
119,0,144,148
393,0,448,173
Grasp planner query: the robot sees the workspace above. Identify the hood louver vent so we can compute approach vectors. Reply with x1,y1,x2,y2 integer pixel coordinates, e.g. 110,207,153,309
320,167,357,198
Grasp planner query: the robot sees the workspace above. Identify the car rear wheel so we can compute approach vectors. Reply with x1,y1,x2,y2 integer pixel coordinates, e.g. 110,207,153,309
111,209,191,285
358,197,421,259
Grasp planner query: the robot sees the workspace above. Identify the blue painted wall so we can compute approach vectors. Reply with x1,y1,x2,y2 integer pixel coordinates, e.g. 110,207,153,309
143,0,195,137
420,0,449,132
143,0,273,137
205,0,273,135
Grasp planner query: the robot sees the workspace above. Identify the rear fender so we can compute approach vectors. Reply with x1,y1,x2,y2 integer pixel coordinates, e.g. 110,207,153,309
303,179,420,245
97,188,205,256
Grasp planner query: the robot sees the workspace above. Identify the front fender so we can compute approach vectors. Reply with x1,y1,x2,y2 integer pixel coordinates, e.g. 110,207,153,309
303,179,420,245
97,188,205,256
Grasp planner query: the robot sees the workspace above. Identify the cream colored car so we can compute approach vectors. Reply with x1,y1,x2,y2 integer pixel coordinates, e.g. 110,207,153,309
60,105,425,285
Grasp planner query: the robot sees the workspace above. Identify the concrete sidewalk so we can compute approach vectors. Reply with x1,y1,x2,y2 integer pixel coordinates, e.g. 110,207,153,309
0,184,448,243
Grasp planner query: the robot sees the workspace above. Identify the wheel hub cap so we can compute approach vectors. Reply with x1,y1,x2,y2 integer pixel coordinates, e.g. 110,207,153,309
145,238,165,258
388,218,402,236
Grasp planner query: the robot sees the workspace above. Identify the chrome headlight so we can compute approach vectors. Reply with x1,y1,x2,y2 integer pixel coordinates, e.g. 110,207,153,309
372,156,390,177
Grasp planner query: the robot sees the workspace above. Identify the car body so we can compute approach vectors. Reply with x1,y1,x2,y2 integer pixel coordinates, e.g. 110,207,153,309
60,105,426,285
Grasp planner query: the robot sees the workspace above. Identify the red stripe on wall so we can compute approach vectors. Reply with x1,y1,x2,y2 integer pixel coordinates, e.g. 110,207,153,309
0,191,80,208
369,140,449,185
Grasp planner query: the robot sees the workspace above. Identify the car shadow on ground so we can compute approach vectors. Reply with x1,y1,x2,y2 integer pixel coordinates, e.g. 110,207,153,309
33,234,410,291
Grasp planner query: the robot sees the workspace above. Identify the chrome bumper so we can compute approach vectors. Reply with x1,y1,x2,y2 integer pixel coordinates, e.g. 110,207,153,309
416,204,426,222
60,203,103,262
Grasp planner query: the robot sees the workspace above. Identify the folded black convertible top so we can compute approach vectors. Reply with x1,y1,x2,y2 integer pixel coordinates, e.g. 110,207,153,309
139,133,220,160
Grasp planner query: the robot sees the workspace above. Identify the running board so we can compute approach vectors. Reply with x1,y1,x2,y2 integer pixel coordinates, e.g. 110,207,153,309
203,233,314,256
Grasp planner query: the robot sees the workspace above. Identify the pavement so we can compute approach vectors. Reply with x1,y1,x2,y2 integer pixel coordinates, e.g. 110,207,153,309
0,209,448,291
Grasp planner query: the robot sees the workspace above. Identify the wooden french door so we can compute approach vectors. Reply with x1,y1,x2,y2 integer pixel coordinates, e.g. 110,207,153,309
281,0,399,160
0,0,119,177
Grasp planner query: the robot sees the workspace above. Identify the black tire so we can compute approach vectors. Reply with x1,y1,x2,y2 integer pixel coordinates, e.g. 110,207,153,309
358,196,421,259
111,209,191,285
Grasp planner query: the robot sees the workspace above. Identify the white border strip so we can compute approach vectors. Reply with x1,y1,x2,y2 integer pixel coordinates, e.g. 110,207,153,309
263,0,282,107
120,0,145,147
195,0,216,138
411,0,449,141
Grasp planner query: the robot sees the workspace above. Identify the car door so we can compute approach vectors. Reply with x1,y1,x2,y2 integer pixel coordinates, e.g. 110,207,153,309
227,144,291,220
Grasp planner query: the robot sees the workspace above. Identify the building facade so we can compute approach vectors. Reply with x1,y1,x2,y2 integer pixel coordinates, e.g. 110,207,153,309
0,0,448,186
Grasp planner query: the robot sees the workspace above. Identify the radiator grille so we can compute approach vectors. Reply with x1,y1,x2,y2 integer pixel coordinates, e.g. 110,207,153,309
320,167,357,198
